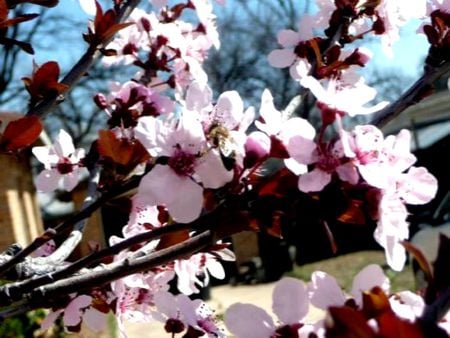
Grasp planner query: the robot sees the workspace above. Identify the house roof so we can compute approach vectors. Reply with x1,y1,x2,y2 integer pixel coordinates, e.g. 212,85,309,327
382,91,450,149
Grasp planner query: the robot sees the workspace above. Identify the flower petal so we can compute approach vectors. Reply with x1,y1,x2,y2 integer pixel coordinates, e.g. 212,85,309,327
308,271,346,310
35,169,60,192
268,49,296,68
225,303,274,338
298,168,331,192
272,277,309,324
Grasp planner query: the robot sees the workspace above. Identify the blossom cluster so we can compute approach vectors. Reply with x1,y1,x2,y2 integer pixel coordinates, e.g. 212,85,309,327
9,0,449,336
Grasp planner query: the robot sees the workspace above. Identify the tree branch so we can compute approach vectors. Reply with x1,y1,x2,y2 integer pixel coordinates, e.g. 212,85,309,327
0,230,214,317
371,60,450,128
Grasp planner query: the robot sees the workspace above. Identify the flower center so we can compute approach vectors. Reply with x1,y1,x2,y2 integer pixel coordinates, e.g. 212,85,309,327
56,158,74,174
168,146,197,176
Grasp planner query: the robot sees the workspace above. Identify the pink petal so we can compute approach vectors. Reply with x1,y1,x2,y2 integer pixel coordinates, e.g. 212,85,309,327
287,135,317,165
351,265,390,306
225,303,274,338
166,177,204,223
63,295,92,327
41,309,63,331
268,49,296,68
137,165,204,222
35,169,60,192
308,271,346,310
336,162,359,184
62,171,80,191
196,149,233,189
83,308,107,332
277,29,301,47
272,277,309,324
298,169,331,192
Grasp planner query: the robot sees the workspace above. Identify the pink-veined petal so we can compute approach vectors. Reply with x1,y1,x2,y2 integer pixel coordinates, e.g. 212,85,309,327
399,167,438,205
225,303,274,338
272,277,309,324
215,91,244,130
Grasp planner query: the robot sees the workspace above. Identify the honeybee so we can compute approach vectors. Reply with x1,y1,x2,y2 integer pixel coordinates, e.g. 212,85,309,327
208,122,236,171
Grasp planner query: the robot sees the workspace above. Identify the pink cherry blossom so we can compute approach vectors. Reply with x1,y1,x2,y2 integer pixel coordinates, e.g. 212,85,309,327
267,16,315,71
153,291,225,337
299,76,388,117
225,277,313,338
32,129,86,193
256,89,316,175
135,114,232,223
41,294,106,333
175,247,234,295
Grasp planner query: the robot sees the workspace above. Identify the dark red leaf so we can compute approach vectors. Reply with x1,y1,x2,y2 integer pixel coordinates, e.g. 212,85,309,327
22,61,68,101
401,240,434,284
97,129,150,173
377,311,424,338
0,115,42,151
327,306,376,338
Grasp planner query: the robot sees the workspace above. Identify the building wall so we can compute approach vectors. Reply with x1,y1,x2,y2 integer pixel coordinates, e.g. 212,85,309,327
0,153,44,251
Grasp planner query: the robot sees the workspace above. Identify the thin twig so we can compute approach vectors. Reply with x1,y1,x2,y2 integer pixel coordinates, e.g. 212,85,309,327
26,0,142,118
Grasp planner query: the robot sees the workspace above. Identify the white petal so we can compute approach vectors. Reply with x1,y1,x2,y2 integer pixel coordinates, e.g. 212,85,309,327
32,146,56,167
79,0,97,15
225,303,274,338
54,130,75,158
272,277,309,324
206,258,225,280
